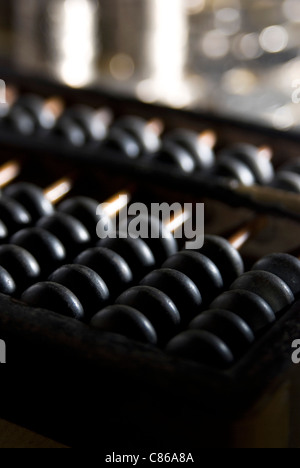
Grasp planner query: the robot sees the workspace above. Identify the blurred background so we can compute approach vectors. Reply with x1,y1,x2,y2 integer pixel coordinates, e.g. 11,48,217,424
1,0,300,130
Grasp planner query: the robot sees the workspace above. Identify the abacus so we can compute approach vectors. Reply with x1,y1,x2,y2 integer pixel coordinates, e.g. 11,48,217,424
0,69,300,449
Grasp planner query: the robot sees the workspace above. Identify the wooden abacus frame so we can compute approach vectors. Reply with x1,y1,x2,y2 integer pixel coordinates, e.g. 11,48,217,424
0,66,299,448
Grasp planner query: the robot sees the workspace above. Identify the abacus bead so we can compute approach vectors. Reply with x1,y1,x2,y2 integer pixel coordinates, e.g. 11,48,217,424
253,254,300,296
163,251,224,305
211,290,276,334
141,269,202,323
91,305,158,345
154,141,196,173
116,286,181,342
192,235,244,287
215,155,256,186
219,144,274,184
113,116,160,153
55,115,86,146
166,330,235,369
0,221,8,242
281,158,300,175
5,183,54,222
190,309,254,358
144,217,178,264
37,213,90,257
74,247,133,297
65,105,107,141
12,94,55,129
104,128,140,159
21,282,84,321
120,215,178,265
230,271,294,315
11,228,66,276
0,266,16,296
58,196,112,241
0,245,40,293
98,237,155,279
271,172,300,193
0,196,31,234
164,129,215,170
49,265,109,320
7,107,36,135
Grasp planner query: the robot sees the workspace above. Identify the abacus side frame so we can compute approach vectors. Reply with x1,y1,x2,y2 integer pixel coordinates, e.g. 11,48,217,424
0,293,299,448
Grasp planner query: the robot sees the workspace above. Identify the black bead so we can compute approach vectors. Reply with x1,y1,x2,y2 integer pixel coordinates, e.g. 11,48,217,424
218,144,274,184
98,236,155,279
271,171,300,193
0,220,8,243
113,116,160,153
21,282,84,321
54,115,86,147
191,235,244,287
11,228,66,277
6,107,36,135
214,155,256,186
164,129,215,170
230,271,294,315
0,245,40,294
91,305,158,345
58,196,112,241
74,247,133,298
280,158,300,175
37,213,90,258
63,105,107,141
5,183,54,222
141,268,202,323
103,128,140,159
153,141,196,173
116,286,181,343
163,251,224,305
11,94,55,130
190,309,255,358
211,289,276,335
0,196,31,235
120,215,178,265
166,330,235,369
49,265,109,320
253,254,300,296
0,266,16,296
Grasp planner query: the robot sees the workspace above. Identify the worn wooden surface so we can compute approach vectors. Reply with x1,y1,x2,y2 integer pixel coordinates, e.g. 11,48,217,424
0,419,66,448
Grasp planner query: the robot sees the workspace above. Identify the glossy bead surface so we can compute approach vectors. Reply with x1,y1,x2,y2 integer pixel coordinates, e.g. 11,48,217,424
49,265,109,320
22,282,84,320
91,305,158,345
74,247,133,297
191,235,244,287
5,183,54,222
11,228,66,276
37,213,90,257
190,309,255,357
166,330,235,369
141,268,202,322
163,251,224,305
98,236,155,279
253,254,300,296
0,245,40,293
211,289,276,334
116,285,181,342
230,271,294,315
